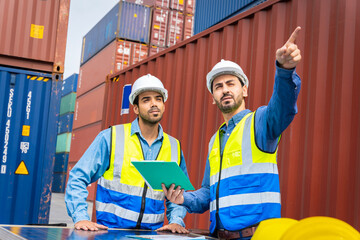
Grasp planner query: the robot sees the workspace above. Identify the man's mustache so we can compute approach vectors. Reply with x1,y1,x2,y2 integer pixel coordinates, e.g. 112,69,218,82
221,93,233,101
148,107,160,113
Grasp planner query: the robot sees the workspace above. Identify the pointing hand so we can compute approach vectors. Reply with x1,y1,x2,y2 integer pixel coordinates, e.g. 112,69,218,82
276,26,302,69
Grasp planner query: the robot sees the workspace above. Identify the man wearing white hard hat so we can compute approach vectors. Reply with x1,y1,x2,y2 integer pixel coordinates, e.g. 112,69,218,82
65,74,190,233
163,27,302,239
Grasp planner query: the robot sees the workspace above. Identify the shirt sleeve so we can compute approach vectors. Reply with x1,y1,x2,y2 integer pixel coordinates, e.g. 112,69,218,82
255,61,301,152
65,128,111,224
182,157,211,214
166,150,188,226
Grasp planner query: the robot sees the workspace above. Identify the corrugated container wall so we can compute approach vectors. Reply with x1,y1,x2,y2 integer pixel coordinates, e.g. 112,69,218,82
81,1,151,65
194,0,267,35
0,0,70,73
0,67,61,224
104,0,360,230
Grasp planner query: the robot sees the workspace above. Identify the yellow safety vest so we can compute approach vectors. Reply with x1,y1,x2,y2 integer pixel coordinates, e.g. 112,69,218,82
208,112,281,233
96,123,181,229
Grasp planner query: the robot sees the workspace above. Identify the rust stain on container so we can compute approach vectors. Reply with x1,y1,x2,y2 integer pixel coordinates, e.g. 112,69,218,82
102,0,360,230
0,0,70,73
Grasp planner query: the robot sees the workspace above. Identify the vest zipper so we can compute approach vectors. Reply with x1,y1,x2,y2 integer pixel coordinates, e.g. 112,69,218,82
136,182,148,228
215,137,223,228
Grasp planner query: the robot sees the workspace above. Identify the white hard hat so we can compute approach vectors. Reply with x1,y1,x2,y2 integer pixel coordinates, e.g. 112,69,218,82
206,59,249,93
129,74,168,105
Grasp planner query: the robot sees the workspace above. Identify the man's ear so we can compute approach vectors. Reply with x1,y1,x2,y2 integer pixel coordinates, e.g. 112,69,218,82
133,104,139,115
242,85,248,97
212,97,216,105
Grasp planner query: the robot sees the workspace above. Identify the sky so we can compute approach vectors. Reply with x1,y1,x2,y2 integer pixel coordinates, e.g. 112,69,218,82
63,0,119,79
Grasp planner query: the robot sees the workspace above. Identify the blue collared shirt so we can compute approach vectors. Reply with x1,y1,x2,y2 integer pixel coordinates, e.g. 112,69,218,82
182,63,301,228
65,119,189,226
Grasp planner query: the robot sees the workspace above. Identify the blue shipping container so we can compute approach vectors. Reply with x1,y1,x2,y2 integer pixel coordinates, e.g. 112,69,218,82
52,173,67,193
194,0,267,34
62,74,78,97
0,66,61,224
81,1,151,65
57,113,74,134
53,153,69,173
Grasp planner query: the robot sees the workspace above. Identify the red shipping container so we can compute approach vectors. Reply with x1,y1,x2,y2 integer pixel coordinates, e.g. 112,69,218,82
0,0,70,73
115,40,132,72
150,8,169,47
73,84,106,129
131,43,149,65
124,0,170,8
104,0,360,231
185,0,195,14
148,45,167,56
170,0,184,12
166,10,184,47
116,39,149,71
78,41,116,96
183,14,194,40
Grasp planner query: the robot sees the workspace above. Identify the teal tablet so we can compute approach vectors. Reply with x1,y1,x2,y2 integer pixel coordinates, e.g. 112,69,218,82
131,161,195,191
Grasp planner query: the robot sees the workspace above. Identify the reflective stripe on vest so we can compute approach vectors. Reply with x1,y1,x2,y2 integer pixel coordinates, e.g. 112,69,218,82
97,123,180,228
208,112,281,232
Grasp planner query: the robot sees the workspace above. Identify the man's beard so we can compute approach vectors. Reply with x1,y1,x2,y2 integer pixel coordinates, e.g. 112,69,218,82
139,107,163,124
215,93,243,113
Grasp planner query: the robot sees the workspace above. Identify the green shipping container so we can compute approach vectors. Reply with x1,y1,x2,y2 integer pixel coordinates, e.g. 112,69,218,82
56,133,72,153
60,92,76,115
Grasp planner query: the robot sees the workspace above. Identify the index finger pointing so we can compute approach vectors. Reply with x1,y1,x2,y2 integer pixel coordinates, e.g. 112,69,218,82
286,26,301,45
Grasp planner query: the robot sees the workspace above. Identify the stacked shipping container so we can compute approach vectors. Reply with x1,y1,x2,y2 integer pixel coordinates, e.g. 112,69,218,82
0,0,70,224
69,0,196,201
103,0,360,231
52,74,78,193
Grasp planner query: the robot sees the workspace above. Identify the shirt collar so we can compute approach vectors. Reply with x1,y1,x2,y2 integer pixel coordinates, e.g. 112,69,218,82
220,109,251,132
131,118,164,141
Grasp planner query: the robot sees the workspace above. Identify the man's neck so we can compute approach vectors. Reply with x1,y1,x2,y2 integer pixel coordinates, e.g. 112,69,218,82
222,104,246,126
138,119,159,146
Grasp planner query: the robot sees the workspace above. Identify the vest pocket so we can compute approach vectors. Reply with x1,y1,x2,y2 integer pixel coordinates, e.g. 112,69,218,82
229,203,262,217
222,150,242,167
229,174,260,190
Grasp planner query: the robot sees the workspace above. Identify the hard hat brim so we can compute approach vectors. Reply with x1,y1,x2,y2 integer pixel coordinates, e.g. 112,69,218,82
129,87,168,105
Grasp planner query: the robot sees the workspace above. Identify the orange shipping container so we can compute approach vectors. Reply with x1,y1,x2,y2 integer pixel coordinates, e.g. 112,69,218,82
185,0,195,14
104,0,360,231
183,14,194,40
166,10,184,47
116,39,149,71
150,8,169,48
170,0,184,12
115,40,132,72
73,84,106,129
0,0,70,73
148,45,167,56
124,0,170,8
131,43,149,65
77,41,116,96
